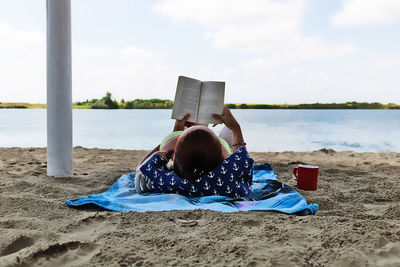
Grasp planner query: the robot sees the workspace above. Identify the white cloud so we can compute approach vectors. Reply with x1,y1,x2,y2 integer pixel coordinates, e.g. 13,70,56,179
331,0,400,27
153,0,354,60
2,1,400,106
72,44,174,102
0,21,176,103
0,22,45,103
0,22,43,49
119,46,160,61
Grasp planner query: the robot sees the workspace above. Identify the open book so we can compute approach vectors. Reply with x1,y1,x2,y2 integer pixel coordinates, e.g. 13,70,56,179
171,76,225,124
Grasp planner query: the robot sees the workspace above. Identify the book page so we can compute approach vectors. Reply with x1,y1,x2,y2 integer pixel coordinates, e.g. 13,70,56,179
171,76,202,123
197,81,225,125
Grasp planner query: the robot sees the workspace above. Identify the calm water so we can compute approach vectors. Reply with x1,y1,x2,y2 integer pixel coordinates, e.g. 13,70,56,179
1,109,399,152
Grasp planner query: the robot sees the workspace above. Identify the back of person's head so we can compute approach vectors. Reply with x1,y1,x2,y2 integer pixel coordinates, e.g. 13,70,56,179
173,127,223,181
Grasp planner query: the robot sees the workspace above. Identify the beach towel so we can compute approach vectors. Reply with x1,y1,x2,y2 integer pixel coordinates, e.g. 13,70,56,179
66,163,318,215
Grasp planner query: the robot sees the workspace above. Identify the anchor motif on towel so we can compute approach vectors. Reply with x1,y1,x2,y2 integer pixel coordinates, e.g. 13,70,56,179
234,193,240,199
241,177,245,184
225,185,232,194
190,185,197,193
195,176,202,183
248,169,252,176
233,163,239,171
207,172,215,179
169,177,176,185
153,158,158,164
158,177,164,185
165,172,171,176
239,171,244,177
229,173,234,182
182,179,188,184
244,160,249,168
203,181,210,190
235,181,241,188
213,189,219,196
223,159,229,164
235,155,241,161
146,164,152,171
153,170,158,178
216,177,224,186
243,187,248,195
220,166,227,174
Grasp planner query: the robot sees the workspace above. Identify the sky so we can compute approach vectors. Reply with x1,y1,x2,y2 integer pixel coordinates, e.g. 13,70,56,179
0,0,399,104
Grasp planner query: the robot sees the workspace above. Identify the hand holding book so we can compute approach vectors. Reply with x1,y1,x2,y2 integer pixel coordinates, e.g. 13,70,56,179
212,108,240,131
171,76,225,125
173,113,192,131
213,108,245,152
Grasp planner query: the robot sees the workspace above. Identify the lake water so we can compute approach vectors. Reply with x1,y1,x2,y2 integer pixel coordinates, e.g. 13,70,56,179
1,109,399,152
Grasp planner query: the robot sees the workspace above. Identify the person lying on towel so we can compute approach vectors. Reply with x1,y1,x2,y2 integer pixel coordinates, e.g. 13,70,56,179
135,108,254,199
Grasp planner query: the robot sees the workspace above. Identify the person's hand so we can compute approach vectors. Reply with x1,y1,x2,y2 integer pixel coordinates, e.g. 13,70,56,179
173,113,191,131
212,108,240,131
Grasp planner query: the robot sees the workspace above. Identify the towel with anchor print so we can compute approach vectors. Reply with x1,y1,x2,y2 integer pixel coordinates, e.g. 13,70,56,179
139,147,254,199
65,156,319,215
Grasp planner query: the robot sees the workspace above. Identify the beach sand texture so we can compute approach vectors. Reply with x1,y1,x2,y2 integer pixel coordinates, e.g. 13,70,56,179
1,147,400,266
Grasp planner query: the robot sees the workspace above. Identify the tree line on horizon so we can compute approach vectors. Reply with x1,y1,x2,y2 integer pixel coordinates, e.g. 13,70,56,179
73,92,400,110
2,92,400,109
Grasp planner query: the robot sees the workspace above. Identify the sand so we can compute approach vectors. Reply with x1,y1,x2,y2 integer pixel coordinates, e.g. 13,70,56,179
1,147,400,266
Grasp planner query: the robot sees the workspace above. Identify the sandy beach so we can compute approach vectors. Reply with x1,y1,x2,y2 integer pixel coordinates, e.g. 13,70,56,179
1,147,400,266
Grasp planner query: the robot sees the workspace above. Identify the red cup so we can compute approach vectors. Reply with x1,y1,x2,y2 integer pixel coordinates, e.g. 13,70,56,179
293,165,319,191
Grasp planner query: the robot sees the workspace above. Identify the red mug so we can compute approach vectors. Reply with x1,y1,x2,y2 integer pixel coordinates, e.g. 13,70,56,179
293,165,319,191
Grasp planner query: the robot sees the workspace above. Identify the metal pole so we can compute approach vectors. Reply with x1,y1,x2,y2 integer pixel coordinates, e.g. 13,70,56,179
47,0,73,177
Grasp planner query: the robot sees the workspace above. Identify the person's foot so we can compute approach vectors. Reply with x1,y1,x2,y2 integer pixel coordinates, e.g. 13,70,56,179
135,170,152,193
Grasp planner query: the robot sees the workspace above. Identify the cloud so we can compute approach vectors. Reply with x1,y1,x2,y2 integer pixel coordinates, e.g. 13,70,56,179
153,0,354,60
331,0,400,27
0,22,43,49
72,47,176,102
0,21,176,103
0,22,45,103
71,43,175,102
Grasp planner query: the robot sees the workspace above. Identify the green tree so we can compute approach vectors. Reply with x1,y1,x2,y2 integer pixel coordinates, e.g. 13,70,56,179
101,92,119,109
225,103,237,109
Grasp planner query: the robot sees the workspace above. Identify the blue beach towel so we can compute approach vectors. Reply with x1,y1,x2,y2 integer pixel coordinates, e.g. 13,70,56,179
66,163,318,215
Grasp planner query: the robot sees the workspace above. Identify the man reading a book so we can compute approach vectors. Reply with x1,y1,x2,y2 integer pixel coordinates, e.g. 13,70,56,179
135,108,254,199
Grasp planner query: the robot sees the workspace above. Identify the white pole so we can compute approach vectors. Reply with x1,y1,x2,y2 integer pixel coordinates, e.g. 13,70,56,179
47,0,73,177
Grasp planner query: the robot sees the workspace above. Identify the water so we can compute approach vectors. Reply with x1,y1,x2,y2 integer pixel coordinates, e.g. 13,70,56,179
1,109,399,152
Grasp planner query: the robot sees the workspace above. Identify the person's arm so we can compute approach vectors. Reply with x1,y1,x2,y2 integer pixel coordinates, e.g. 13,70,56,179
213,108,246,152
139,152,195,196
138,145,160,167
173,113,192,131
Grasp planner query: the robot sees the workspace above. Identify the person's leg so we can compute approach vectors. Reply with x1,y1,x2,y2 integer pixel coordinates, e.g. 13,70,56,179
218,126,234,148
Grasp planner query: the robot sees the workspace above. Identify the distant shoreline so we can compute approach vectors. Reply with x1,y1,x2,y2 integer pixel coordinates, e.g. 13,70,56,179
2,92,400,110
1,101,400,110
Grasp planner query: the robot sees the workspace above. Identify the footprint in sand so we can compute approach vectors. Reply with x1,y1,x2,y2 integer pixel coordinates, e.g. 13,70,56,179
0,215,119,266
0,236,34,257
63,214,120,242
24,241,99,266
